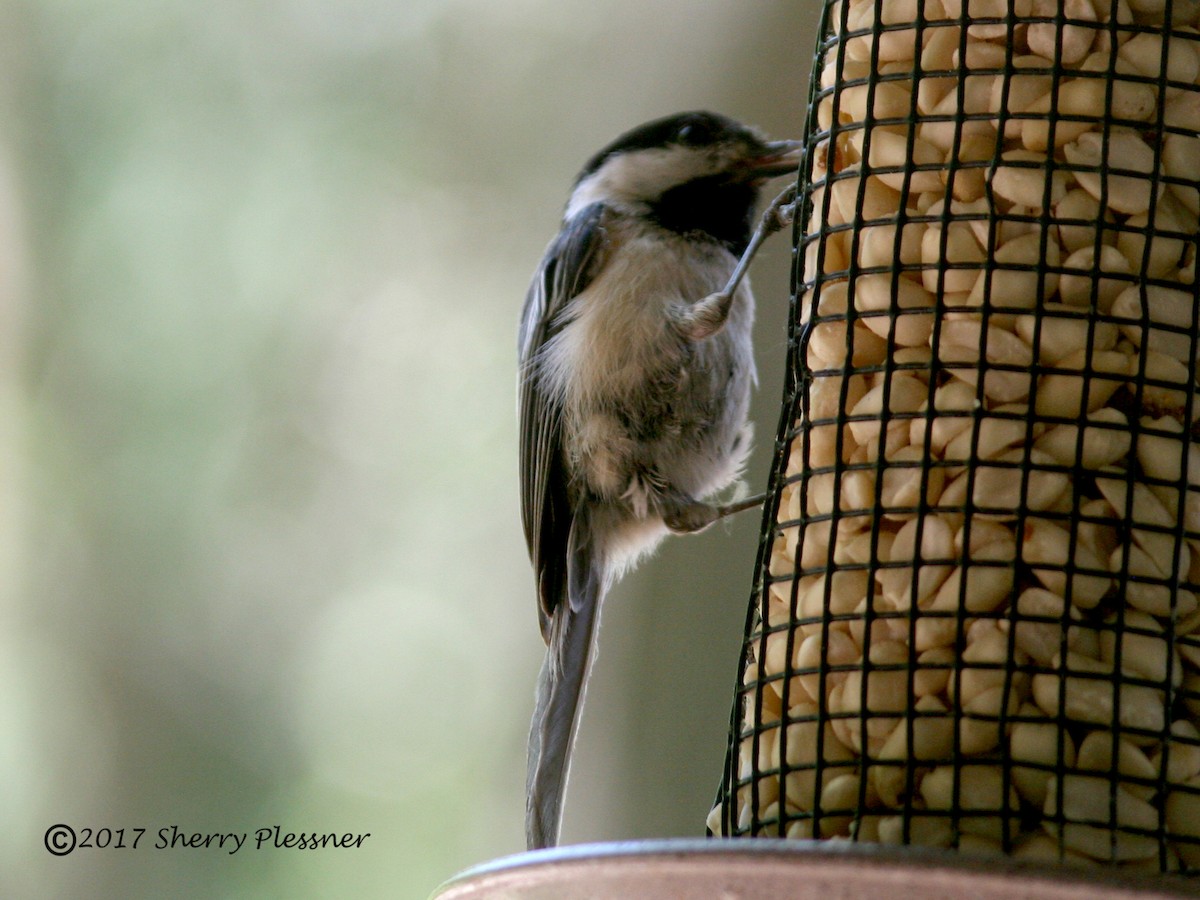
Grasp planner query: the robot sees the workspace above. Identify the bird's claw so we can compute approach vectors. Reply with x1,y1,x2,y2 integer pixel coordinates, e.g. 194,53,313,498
761,183,798,233
663,504,719,534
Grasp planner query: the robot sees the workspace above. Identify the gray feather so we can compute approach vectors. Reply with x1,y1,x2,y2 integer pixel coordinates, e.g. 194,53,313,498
525,512,603,850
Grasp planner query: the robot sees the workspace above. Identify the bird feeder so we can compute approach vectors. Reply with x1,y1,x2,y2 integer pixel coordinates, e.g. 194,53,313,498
712,0,1200,875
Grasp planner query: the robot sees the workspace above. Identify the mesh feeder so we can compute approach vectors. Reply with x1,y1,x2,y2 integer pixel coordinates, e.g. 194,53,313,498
713,0,1200,875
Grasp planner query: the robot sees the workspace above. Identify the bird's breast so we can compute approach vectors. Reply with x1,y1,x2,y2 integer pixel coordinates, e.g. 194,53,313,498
538,224,755,502
548,228,737,403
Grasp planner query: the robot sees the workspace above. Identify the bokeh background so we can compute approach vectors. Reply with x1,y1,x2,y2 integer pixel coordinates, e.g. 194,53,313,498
0,1,815,895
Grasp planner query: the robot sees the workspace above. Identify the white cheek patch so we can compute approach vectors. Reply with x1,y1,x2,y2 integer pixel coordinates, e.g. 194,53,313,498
565,146,725,219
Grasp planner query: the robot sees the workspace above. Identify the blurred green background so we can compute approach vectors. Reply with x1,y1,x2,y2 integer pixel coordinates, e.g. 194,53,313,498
0,0,813,895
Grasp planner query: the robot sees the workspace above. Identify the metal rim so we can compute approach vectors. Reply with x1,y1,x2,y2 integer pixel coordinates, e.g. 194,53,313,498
431,839,1200,899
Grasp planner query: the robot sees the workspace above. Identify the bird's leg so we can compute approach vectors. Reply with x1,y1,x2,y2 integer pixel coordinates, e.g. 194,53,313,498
712,491,771,520
660,491,770,534
683,183,798,342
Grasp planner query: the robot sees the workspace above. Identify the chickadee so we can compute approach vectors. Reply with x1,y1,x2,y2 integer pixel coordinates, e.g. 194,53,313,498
519,111,799,850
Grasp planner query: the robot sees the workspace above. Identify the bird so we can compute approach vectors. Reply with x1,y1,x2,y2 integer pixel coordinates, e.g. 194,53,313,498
518,110,800,850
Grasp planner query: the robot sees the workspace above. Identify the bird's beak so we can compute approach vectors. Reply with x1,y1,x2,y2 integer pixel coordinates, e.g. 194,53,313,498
746,139,803,179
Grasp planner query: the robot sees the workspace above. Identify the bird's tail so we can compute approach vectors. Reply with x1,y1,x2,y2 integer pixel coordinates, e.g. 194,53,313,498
525,513,604,851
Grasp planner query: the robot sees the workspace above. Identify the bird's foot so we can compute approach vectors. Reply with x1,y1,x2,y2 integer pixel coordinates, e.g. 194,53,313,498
661,492,768,534
662,502,720,534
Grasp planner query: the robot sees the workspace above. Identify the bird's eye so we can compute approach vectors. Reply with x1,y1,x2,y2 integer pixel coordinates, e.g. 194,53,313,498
676,120,714,146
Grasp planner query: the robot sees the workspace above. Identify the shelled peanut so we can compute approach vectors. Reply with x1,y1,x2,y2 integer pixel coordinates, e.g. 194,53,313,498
716,0,1200,870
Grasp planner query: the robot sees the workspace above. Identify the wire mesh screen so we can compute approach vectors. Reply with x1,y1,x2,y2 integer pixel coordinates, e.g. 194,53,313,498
712,0,1200,872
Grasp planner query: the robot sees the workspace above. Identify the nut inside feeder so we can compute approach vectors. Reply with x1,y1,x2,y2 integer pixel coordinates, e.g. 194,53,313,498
713,0,1200,874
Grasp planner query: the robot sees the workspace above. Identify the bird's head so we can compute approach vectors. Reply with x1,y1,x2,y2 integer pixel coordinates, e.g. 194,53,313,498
566,111,800,253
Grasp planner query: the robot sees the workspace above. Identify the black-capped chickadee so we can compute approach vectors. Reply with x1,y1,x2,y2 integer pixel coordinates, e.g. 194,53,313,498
519,111,800,850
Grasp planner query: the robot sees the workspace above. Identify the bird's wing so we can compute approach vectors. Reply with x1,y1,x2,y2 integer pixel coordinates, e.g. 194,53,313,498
518,200,608,641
